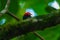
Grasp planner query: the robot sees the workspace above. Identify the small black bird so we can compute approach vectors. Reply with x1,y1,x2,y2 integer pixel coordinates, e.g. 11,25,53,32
23,12,32,20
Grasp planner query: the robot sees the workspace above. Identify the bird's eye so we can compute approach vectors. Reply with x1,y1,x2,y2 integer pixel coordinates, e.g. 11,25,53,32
48,0,60,10
26,8,37,17
0,19,6,25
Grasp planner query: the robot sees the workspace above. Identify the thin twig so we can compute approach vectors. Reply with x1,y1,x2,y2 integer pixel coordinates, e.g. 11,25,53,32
5,0,20,21
0,0,20,21
7,11,20,21
4,0,10,10
33,32,45,40
0,0,10,14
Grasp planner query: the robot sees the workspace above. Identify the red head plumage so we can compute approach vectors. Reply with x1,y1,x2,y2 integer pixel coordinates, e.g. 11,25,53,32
24,12,32,16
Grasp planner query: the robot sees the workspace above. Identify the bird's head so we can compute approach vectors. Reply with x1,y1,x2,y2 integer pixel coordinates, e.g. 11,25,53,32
24,12,32,16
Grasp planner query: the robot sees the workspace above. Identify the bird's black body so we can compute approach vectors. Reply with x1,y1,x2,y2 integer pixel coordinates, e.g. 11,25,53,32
23,15,31,20
23,12,31,20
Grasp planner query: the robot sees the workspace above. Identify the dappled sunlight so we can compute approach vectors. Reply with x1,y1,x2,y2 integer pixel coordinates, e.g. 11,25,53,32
0,19,6,25
48,0,60,9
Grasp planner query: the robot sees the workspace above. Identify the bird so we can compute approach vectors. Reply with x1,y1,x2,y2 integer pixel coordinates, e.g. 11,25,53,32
23,12,32,20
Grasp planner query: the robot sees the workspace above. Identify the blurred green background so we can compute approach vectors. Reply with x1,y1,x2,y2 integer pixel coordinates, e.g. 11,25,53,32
0,0,60,40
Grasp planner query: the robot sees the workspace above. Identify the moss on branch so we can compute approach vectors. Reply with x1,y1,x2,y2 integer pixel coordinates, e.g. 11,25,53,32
0,11,60,40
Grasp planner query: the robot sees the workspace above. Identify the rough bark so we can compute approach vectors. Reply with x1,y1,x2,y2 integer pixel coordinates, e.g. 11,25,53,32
0,12,60,40
0,0,60,40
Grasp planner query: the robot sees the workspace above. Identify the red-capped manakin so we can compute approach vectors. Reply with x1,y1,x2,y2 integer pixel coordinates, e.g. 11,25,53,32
23,12,32,20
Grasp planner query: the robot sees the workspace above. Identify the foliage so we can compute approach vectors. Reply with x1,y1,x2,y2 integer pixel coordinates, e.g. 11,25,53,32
0,0,60,40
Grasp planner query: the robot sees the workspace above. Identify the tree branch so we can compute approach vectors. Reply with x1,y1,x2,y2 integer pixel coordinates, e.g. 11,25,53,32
0,0,20,21
0,0,60,40
0,0,10,14
33,32,45,40
0,11,60,40
6,11,20,21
